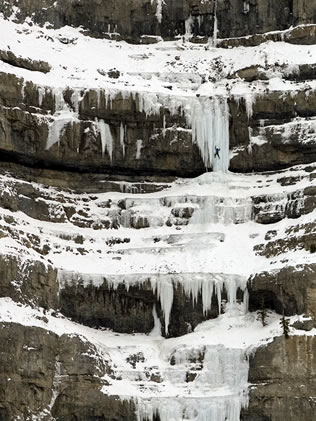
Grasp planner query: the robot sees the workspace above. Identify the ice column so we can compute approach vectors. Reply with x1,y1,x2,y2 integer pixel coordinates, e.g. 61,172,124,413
96,119,114,160
213,0,218,47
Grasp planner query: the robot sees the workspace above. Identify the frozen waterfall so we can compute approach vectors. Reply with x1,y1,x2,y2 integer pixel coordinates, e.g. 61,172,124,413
187,96,230,173
136,346,249,421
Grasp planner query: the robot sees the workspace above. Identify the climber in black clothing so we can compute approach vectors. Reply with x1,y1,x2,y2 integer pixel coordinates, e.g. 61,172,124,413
214,146,220,159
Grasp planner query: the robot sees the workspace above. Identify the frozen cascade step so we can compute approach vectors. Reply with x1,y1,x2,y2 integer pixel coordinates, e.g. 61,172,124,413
190,196,253,226
135,346,249,421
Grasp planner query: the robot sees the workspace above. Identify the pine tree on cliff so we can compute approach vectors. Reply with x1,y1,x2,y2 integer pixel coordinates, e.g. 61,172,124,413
280,315,290,339
257,297,268,326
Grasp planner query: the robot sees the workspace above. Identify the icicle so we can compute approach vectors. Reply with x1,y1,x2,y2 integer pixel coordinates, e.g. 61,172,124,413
244,94,255,120
96,89,101,108
120,122,126,157
162,114,166,137
52,88,67,112
216,282,222,314
153,275,173,335
243,1,250,14
151,0,164,24
149,304,162,336
213,0,218,47
202,277,214,315
20,81,25,99
71,89,83,114
185,14,194,40
96,118,114,160
243,288,249,314
136,139,143,160
38,86,46,106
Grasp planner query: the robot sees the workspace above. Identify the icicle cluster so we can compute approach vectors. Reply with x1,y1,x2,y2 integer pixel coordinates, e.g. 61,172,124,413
46,87,84,150
58,271,248,335
183,96,230,172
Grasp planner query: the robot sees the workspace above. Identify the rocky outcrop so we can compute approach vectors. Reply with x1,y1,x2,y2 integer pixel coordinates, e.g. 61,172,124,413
0,49,51,73
0,322,136,421
1,0,316,42
219,24,316,48
0,255,58,310
242,335,316,421
248,264,316,318
230,92,316,173
1,70,316,175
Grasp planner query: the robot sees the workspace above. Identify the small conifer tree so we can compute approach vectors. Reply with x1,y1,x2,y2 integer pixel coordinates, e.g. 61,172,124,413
280,315,290,339
257,297,268,326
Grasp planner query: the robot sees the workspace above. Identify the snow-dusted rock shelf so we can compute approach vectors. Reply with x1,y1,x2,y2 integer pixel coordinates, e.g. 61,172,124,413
0,164,315,340
1,18,316,175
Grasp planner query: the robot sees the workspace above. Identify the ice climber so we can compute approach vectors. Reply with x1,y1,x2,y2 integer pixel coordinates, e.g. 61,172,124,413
214,146,220,159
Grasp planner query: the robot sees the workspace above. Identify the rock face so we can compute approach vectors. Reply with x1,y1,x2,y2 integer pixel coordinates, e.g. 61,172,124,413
0,322,136,421
1,1,316,420
242,335,316,421
2,72,316,176
249,264,316,317
1,0,316,42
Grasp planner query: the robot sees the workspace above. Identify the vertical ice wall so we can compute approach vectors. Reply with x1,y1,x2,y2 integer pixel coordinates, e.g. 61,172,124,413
187,96,230,173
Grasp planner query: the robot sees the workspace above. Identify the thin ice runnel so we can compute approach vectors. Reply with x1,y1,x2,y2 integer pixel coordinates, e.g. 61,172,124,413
213,0,218,47
120,122,126,157
151,0,165,23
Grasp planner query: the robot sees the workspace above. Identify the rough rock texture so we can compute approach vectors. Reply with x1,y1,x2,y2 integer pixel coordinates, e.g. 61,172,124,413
0,255,58,310
1,71,316,175
1,0,316,42
249,264,316,318
230,92,316,173
219,24,316,48
0,322,136,421
1,1,316,420
242,335,316,421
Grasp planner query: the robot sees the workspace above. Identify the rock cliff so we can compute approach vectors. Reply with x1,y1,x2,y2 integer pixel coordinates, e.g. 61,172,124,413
0,1,316,420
